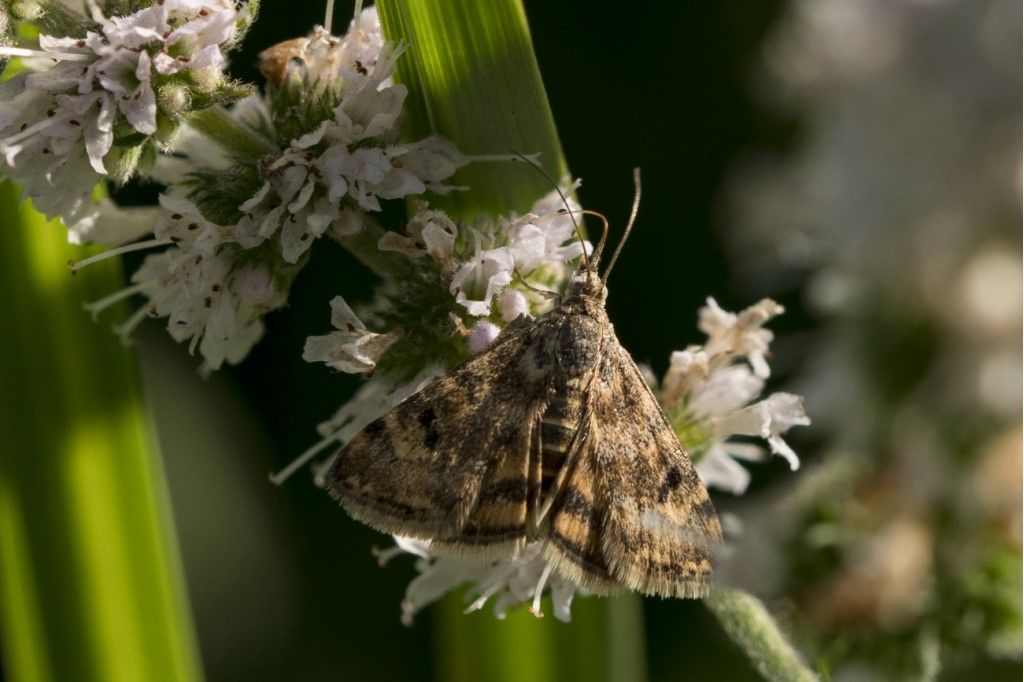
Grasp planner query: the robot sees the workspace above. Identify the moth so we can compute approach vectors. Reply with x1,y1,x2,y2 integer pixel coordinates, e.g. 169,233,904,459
326,172,723,599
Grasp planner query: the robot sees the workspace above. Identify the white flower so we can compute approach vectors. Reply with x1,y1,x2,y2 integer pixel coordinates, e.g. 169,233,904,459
450,245,515,317
699,297,784,378
127,246,264,371
0,0,243,235
377,204,460,268
377,539,578,626
233,13,470,263
303,296,401,374
652,298,809,495
447,184,592,317
714,392,810,471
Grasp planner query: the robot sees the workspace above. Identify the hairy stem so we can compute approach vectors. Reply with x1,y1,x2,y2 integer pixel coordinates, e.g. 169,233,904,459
706,588,818,682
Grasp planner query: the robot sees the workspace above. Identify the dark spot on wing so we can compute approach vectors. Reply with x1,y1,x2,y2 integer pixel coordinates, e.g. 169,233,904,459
657,466,684,503
418,407,437,428
418,407,441,449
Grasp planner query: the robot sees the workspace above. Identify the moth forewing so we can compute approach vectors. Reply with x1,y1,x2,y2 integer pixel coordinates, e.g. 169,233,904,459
326,315,544,553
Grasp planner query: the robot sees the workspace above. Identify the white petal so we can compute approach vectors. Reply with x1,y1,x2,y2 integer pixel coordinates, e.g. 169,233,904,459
696,446,752,495
328,295,366,332
83,96,115,173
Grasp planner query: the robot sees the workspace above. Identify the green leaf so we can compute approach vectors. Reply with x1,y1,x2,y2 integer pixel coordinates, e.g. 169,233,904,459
0,183,203,682
377,0,568,220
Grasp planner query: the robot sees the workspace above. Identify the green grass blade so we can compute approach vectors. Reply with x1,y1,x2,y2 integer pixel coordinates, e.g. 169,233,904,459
378,0,568,219
0,182,203,682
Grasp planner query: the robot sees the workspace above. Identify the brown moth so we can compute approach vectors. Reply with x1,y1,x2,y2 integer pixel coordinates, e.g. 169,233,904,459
326,172,723,598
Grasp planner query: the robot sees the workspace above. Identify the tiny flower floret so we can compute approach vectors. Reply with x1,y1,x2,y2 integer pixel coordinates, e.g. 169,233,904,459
303,296,401,374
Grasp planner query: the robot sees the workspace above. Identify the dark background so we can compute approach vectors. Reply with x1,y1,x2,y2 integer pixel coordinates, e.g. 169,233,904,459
136,2,815,680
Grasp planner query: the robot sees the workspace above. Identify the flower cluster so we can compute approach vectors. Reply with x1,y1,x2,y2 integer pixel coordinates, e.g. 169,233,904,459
654,297,809,495
0,0,253,241
19,3,485,371
303,184,586,377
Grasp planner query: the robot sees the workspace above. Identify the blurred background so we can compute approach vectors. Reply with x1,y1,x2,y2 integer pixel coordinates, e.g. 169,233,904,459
110,0,1020,679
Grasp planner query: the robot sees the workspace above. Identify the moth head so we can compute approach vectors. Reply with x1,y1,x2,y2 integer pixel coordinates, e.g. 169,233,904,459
566,272,608,304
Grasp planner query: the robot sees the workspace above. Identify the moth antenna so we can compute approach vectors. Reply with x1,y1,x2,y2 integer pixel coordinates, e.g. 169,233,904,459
514,267,558,300
601,167,642,285
511,151,594,283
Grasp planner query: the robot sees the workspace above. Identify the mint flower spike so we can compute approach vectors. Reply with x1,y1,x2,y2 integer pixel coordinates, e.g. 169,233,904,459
0,0,250,241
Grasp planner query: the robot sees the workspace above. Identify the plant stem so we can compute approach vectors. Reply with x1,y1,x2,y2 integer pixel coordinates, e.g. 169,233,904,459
0,183,203,682
705,588,818,682
189,106,277,160
607,593,649,681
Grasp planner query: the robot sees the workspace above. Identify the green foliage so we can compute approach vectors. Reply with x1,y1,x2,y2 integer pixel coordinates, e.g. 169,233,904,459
377,0,567,220
0,182,202,681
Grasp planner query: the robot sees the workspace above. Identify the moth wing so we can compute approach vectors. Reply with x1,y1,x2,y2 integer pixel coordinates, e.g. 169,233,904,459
598,340,722,597
541,434,621,595
326,317,548,543
429,411,540,556
546,336,722,598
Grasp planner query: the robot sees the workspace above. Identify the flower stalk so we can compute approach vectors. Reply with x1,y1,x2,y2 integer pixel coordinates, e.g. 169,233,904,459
706,588,818,682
